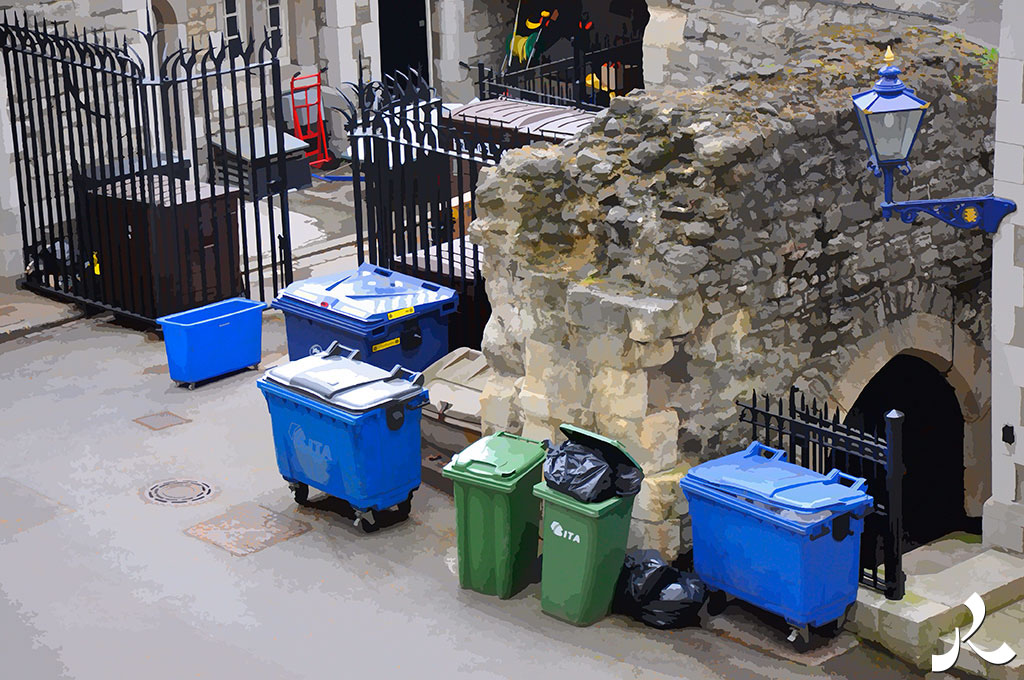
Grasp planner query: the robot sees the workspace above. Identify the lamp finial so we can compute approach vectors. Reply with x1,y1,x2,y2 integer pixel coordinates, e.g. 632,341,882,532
884,45,895,64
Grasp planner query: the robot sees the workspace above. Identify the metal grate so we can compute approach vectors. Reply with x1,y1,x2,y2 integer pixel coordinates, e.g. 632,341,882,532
144,480,214,506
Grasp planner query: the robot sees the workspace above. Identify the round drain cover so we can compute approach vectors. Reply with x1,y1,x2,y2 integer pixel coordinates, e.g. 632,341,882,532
145,480,214,506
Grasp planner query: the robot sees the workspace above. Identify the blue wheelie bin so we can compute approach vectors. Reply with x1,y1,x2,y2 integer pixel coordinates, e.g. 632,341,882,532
271,263,458,372
679,441,872,644
256,341,429,532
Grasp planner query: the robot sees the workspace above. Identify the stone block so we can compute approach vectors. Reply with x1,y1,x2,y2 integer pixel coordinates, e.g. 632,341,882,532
633,467,689,522
627,517,682,558
637,410,684,473
479,374,523,434
626,292,704,342
995,141,1024,186
589,366,648,420
565,284,630,333
997,56,1024,104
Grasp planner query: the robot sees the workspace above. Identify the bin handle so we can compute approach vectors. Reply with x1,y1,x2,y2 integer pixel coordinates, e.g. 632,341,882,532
744,441,786,461
325,340,361,361
826,469,868,493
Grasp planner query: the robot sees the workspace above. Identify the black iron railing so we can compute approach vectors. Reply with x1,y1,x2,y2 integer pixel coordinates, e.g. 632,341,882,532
331,69,558,350
737,387,906,600
479,35,644,111
0,13,294,323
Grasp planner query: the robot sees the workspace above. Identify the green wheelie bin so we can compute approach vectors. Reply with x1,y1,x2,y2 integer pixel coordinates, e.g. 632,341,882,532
532,424,641,626
442,432,547,598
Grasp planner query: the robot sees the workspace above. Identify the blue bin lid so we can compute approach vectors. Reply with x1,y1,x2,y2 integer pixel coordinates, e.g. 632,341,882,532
263,342,424,411
683,441,871,514
277,263,457,324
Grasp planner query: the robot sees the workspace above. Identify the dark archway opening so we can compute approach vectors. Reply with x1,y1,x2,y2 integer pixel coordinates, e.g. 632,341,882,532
845,354,971,551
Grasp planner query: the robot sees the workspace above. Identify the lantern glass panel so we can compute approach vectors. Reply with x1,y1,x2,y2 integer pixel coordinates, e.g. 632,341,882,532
868,109,923,162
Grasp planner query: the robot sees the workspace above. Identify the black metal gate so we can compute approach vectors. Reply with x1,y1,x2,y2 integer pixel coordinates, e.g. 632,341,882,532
336,71,545,350
0,13,294,323
737,387,906,600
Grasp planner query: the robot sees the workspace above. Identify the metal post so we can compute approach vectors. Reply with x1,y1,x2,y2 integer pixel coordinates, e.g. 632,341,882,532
884,409,905,600
572,38,583,108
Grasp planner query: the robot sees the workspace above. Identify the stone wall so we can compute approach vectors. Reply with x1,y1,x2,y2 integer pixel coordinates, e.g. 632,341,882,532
643,0,1002,90
432,0,513,103
986,0,1024,554
471,25,997,556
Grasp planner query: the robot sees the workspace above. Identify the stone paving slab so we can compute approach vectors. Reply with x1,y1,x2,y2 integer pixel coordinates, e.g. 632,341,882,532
0,477,71,543
911,549,1024,610
185,501,312,556
0,279,82,344
705,601,859,667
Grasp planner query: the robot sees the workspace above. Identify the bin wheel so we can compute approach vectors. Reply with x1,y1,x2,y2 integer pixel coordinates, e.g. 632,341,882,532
187,383,195,391
706,589,728,616
787,625,812,651
358,515,380,533
249,364,260,371
289,482,309,506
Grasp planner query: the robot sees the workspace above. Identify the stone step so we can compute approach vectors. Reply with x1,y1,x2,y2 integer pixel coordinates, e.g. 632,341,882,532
941,599,1024,680
848,548,1024,669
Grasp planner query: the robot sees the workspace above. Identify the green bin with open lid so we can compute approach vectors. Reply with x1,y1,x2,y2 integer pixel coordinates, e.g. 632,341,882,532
533,424,642,626
442,431,547,598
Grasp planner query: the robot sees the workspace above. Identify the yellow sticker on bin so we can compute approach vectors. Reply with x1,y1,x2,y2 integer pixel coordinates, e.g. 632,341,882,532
372,337,400,352
387,306,415,320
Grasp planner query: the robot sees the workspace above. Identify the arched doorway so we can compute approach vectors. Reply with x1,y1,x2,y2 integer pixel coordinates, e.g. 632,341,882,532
845,354,970,550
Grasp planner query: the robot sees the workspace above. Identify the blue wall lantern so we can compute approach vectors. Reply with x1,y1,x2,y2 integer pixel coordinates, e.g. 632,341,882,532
852,46,1016,233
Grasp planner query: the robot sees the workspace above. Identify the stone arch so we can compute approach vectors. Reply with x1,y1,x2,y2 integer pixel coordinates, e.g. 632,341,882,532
826,312,990,518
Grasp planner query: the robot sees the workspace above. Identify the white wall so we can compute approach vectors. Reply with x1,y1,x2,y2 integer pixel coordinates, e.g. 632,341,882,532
986,0,1024,553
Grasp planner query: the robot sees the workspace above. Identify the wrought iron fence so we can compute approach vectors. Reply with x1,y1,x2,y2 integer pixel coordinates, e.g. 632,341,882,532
737,386,906,600
479,34,644,111
0,13,294,323
333,70,556,350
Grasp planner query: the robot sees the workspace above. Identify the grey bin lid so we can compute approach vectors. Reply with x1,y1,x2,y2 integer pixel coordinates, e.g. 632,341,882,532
265,349,422,411
421,348,490,428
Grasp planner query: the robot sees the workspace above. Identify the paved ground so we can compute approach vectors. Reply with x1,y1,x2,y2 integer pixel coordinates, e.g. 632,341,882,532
0,312,964,680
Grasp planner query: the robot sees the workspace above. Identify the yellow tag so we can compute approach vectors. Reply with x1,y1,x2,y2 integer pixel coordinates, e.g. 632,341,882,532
372,337,401,352
387,306,415,321
92,251,100,275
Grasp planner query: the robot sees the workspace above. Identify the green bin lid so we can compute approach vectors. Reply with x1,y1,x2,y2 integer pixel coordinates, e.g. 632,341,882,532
442,432,546,492
558,423,641,471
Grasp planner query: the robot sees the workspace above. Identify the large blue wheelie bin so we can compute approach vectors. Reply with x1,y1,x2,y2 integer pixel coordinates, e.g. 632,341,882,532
679,441,873,643
271,263,458,372
257,341,429,532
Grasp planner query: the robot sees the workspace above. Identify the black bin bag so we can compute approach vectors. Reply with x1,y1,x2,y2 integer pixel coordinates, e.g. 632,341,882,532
542,426,643,503
613,549,707,629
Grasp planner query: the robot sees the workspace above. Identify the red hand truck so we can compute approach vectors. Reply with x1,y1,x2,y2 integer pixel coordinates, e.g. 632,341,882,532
290,72,329,168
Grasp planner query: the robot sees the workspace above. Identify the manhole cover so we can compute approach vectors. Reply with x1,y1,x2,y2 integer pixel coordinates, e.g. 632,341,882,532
144,480,214,506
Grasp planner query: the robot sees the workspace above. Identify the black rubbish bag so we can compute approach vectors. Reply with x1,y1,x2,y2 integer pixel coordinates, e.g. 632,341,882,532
613,549,707,629
639,574,707,629
543,439,643,503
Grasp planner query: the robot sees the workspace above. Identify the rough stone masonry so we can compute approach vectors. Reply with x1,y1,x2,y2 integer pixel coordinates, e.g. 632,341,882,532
469,25,997,556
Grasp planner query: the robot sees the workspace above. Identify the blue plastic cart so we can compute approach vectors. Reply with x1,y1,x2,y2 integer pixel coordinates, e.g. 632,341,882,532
679,441,872,646
271,263,458,372
157,298,266,389
257,342,428,532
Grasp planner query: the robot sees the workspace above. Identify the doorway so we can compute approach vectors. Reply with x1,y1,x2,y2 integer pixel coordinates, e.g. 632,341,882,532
845,354,970,551
377,0,430,80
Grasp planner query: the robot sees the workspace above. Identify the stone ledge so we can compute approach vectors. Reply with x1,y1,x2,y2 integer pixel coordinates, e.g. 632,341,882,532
849,548,1024,669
